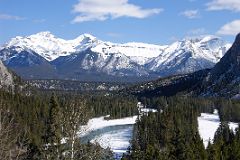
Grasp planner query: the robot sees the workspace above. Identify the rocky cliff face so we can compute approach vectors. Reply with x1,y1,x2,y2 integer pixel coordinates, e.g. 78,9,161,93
0,60,14,89
199,33,240,97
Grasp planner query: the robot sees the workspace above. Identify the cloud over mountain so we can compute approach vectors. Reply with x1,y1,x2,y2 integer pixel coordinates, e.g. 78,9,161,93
72,0,162,23
217,20,240,36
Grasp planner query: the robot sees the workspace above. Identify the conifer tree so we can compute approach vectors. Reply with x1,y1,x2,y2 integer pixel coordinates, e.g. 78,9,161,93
44,93,62,159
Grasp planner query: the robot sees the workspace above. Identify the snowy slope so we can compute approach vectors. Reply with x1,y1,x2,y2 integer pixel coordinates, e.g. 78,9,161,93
3,32,166,63
0,32,231,81
146,36,230,75
91,42,167,65
3,32,98,61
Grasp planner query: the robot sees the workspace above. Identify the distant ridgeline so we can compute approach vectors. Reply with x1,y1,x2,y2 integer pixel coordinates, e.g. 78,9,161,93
25,79,129,92
0,32,230,82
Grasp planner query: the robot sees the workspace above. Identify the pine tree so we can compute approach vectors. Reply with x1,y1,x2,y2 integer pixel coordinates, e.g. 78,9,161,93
206,142,219,160
44,93,62,159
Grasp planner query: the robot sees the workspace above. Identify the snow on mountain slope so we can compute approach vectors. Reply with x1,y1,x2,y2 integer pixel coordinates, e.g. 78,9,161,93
146,35,230,75
3,32,98,61
3,31,166,64
0,32,231,81
2,32,229,66
91,42,167,65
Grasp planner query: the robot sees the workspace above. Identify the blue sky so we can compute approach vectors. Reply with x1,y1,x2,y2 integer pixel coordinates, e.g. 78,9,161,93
0,0,240,45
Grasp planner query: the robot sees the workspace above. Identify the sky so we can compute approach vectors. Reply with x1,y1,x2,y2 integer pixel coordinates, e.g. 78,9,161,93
0,0,240,45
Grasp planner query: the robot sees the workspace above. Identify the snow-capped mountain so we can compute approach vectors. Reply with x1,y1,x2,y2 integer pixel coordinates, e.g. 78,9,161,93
2,32,99,61
146,36,230,76
0,31,231,82
199,33,240,97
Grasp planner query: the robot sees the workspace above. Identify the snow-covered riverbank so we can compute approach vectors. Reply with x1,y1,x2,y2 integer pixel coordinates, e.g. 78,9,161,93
198,112,238,148
79,102,158,159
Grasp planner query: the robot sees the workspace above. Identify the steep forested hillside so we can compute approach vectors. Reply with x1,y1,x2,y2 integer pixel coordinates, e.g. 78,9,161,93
122,69,209,98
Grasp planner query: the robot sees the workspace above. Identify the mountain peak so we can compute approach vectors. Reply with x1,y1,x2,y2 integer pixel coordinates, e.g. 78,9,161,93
30,31,55,38
232,33,240,48
199,33,240,97
75,33,97,42
183,35,221,43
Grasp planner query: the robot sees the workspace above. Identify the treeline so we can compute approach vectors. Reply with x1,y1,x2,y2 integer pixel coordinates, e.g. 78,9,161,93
30,90,139,119
123,97,206,160
123,96,240,160
139,96,240,123
215,98,240,122
87,94,138,119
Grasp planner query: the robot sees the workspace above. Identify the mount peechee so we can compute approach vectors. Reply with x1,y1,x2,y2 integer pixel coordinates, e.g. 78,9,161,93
0,32,231,82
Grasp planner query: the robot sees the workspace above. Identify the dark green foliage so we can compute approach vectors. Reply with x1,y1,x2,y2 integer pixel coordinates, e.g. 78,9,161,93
216,98,240,122
43,93,62,159
125,96,240,160
205,122,240,160
86,94,138,119
125,97,208,160
0,88,138,159
123,69,210,98
1,79,240,160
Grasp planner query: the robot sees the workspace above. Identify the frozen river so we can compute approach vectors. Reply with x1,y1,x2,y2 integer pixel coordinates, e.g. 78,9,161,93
79,116,137,159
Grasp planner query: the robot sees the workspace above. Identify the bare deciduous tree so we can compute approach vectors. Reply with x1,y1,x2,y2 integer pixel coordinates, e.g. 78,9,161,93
63,98,89,160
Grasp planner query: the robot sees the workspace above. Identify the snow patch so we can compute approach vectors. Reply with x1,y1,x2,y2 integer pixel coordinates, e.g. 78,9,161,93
198,112,238,148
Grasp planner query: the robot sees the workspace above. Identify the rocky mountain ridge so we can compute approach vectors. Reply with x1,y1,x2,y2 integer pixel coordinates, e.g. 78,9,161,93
0,32,231,82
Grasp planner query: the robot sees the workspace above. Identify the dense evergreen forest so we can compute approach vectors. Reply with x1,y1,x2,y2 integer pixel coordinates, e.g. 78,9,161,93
123,96,240,160
1,78,240,159
0,88,137,159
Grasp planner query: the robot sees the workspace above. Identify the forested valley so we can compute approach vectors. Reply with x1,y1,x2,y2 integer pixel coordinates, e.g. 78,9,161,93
123,97,240,160
1,82,240,160
0,88,137,159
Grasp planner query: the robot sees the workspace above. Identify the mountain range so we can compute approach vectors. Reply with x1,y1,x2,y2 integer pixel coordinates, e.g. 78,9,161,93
0,31,231,82
126,33,240,98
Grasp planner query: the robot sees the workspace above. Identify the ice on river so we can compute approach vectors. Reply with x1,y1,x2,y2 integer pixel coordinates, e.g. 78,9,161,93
79,116,138,159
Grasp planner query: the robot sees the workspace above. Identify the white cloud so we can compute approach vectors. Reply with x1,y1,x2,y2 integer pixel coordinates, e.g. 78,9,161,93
207,0,240,12
217,20,240,36
0,14,25,20
72,0,163,23
180,10,199,19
